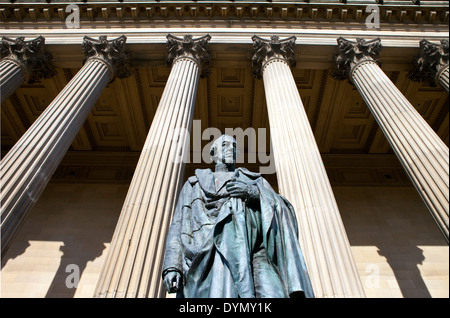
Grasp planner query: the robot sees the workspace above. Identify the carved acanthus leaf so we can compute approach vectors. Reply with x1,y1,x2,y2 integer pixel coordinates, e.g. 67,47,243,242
166,34,211,78
82,35,132,80
409,39,449,86
332,37,382,82
1,36,56,83
251,35,296,79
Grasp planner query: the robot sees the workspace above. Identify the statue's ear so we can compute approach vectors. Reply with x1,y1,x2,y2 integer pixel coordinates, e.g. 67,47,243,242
210,146,218,162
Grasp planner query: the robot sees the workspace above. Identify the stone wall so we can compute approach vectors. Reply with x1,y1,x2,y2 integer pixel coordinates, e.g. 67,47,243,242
1,183,448,298
335,186,449,298
1,183,128,298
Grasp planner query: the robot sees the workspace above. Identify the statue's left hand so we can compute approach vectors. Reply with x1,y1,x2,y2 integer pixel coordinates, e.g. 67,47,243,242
226,181,249,199
163,271,182,293
226,181,259,202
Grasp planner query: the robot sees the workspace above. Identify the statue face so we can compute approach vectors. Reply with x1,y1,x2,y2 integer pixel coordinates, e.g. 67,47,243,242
211,135,237,165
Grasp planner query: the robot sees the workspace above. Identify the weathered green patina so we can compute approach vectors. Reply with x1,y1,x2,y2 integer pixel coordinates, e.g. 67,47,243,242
162,135,314,298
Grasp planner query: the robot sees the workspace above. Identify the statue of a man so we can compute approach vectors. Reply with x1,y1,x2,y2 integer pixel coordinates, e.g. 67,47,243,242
162,135,314,298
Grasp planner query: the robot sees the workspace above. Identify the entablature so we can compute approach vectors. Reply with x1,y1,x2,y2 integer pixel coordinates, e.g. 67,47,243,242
1,1,448,25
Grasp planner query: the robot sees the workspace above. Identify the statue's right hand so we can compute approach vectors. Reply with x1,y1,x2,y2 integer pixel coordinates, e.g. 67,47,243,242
163,271,182,293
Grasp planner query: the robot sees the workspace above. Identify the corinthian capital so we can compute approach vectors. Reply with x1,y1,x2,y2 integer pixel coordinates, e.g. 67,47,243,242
82,35,132,80
1,36,55,83
166,34,211,78
332,37,382,82
251,35,296,79
409,39,449,86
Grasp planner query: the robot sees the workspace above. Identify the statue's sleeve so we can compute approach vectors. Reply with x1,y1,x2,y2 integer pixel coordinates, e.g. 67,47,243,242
258,176,314,297
260,176,299,236
162,181,192,278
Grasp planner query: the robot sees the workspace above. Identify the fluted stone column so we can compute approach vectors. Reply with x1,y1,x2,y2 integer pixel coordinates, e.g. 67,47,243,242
252,35,365,298
438,65,449,93
0,36,55,104
409,39,449,93
94,34,211,298
333,37,449,243
1,35,131,257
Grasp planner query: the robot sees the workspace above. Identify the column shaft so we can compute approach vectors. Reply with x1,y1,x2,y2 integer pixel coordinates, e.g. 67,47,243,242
262,58,365,297
0,59,26,104
437,65,449,93
1,59,111,256
1,35,129,257
94,57,200,298
352,60,449,242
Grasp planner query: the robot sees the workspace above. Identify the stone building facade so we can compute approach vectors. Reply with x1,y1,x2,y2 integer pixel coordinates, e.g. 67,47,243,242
0,0,448,298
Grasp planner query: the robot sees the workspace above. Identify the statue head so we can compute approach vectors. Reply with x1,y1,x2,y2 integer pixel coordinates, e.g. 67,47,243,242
210,135,239,166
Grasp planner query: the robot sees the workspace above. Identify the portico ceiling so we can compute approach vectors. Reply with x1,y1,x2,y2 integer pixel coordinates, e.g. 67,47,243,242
0,1,448,186
1,42,447,184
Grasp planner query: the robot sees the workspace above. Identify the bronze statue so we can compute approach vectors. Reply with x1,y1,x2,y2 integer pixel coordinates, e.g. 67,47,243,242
162,135,314,298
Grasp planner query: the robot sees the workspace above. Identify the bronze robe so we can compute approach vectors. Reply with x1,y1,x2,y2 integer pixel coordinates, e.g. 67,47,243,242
162,168,314,298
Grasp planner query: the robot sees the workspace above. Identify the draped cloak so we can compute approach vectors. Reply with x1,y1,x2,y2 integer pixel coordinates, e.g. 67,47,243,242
162,167,314,298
